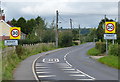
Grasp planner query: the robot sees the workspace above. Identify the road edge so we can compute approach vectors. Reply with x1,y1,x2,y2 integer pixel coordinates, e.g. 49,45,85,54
32,48,63,81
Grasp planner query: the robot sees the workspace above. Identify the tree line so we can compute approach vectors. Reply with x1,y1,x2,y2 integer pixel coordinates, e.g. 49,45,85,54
8,16,120,47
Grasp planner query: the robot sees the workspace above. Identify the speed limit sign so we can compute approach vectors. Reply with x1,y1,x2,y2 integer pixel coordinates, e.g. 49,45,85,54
10,27,21,39
105,22,116,33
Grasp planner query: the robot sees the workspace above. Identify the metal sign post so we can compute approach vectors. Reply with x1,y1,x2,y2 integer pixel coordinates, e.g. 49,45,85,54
106,39,108,55
104,21,117,55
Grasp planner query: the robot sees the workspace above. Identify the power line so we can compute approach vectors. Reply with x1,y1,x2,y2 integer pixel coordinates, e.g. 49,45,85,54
58,14,68,23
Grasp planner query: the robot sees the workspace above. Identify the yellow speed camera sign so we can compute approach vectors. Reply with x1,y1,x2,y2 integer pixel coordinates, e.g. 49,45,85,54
105,22,116,33
10,27,21,39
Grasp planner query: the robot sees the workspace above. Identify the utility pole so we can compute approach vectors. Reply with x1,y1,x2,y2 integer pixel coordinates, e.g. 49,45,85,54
70,18,72,29
79,24,81,44
55,10,58,48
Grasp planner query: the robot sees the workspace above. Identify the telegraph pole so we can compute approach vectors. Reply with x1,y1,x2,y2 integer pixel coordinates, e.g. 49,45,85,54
55,10,58,48
70,18,72,29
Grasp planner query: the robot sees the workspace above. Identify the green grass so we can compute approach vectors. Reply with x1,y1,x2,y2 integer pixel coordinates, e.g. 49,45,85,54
2,43,56,80
98,55,119,69
0,41,6,49
87,47,101,56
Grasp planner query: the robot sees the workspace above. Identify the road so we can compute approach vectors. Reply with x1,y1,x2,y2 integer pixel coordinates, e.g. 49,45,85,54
33,42,118,81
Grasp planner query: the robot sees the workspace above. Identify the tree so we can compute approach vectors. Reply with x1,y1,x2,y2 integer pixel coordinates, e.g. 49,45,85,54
59,30,73,47
16,17,27,34
96,18,113,42
26,19,36,34
11,18,17,26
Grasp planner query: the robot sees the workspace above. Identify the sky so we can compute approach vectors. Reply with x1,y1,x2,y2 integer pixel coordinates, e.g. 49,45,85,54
1,0,119,28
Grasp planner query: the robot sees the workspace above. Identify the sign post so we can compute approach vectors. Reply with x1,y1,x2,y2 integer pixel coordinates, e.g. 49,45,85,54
104,21,117,55
4,27,21,46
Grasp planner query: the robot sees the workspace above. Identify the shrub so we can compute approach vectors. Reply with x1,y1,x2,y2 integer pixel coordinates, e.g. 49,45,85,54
15,45,25,59
108,44,119,56
59,31,73,47
95,42,106,53
73,41,79,45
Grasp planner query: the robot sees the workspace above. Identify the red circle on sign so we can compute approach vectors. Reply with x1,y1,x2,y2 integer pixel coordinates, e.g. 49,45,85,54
10,29,20,37
106,23,114,32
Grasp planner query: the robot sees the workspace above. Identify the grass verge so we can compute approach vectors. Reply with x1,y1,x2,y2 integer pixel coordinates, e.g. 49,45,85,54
2,43,56,80
87,47,101,56
98,55,119,69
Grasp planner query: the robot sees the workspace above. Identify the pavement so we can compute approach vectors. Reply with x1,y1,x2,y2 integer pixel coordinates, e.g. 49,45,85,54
14,42,119,81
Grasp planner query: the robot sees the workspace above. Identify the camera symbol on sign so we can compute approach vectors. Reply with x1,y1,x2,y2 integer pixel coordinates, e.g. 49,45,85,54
106,23,114,32
11,29,19,37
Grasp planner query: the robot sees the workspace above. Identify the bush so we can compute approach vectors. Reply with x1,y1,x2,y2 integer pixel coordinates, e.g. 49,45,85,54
19,39,40,45
15,45,25,59
87,47,101,56
95,42,106,53
73,41,79,45
59,31,73,47
108,44,119,56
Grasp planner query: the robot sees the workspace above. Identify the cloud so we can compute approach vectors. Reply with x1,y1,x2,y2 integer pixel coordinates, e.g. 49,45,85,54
2,0,120,2
20,2,72,16
2,1,118,28
20,2,118,16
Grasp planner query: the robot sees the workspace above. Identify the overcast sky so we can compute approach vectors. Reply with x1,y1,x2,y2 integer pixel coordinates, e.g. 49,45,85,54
1,0,119,28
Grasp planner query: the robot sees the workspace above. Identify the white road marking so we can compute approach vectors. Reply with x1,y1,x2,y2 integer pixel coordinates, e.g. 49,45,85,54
69,74,85,76
43,58,59,63
38,75,56,78
63,45,96,80
59,67,72,68
65,71,80,73
61,68,75,70
76,79,94,80
57,63,69,66
36,67,49,68
36,72,50,74
36,63,48,66
42,59,45,62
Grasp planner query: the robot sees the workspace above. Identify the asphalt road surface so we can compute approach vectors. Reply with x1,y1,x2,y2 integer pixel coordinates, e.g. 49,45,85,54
33,42,118,81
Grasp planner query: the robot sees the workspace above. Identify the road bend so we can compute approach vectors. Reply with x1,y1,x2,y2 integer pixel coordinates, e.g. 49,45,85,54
33,42,118,81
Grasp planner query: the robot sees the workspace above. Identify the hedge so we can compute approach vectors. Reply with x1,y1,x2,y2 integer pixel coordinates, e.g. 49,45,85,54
95,42,106,53
108,44,120,56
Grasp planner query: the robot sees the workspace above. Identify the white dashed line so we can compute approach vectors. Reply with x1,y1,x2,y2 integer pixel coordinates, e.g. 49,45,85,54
63,43,95,80
59,67,72,68
36,67,49,68
61,68,75,70
38,75,56,78
36,72,50,74
69,74,85,77
65,71,80,73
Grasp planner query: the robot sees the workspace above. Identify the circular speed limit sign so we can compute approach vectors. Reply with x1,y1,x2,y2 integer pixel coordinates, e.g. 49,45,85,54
10,27,21,39
106,23,114,32
11,29,20,37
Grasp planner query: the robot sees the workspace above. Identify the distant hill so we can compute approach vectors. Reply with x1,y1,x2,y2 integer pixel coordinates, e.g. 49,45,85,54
80,28,90,35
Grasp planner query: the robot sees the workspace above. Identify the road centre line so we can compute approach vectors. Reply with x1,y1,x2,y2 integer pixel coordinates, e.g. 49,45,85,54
63,43,95,80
